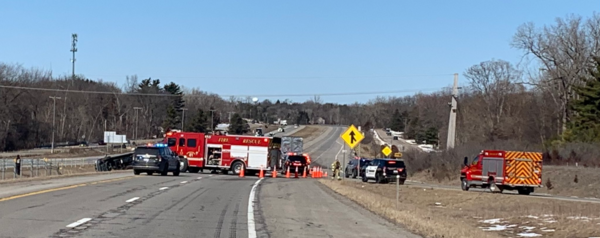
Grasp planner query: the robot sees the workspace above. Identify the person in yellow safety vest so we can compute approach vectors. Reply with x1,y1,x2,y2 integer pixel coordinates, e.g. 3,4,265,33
331,158,341,180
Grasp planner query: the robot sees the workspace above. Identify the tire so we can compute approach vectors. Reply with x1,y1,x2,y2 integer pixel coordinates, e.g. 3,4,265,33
352,169,358,179
147,172,154,175
173,164,180,176
231,161,244,175
376,174,384,184
518,187,531,195
134,170,140,175
344,169,350,178
461,178,469,191
362,175,368,182
399,179,405,185
180,159,188,172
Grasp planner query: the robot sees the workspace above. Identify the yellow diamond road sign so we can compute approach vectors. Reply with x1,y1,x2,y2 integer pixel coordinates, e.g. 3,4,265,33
340,124,364,149
382,146,392,156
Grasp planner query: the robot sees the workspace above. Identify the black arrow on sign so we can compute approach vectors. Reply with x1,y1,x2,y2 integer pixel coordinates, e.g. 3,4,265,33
349,131,357,144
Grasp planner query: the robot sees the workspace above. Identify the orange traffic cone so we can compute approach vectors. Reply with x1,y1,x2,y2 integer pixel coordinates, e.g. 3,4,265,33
272,167,277,178
319,167,323,178
302,167,307,178
285,166,290,178
311,167,315,178
239,167,245,177
259,166,264,178
294,166,299,178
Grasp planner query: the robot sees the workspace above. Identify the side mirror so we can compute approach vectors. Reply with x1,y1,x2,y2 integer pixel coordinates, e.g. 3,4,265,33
463,157,468,166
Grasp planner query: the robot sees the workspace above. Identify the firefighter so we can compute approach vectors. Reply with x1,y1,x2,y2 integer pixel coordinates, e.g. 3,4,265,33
14,155,21,176
331,158,341,180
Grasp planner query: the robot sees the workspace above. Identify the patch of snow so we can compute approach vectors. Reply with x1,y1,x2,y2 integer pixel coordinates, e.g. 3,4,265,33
435,202,442,206
507,224,518,228
541,229,555,232
525,215,539,219
480,218,503,224
480,225,508,231
542,214,553,217
543,219,558,223
518,232,542,237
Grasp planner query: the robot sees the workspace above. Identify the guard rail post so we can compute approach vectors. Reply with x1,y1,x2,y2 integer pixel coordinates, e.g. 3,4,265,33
2,158,5,180
30,159,34,178
35,158,39,177
396,174,400,210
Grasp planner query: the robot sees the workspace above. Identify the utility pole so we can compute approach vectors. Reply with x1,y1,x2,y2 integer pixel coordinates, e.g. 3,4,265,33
134,107,142,140
49,96,62,154
70,34,78,81
210,109,215,134
181,108,188,131
228,112,235,123
446,73,459,150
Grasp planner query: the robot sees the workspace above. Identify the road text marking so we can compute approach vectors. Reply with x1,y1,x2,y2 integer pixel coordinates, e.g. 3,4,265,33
66,218,92,228
125,197,140,203
248,178,263,238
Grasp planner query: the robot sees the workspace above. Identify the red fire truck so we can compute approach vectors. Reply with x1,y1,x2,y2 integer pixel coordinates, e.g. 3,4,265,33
460,150,543,195
163,131,282,175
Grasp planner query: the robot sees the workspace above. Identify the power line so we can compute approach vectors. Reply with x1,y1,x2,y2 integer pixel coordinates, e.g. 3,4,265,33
84,74,455,80
0,84,445,98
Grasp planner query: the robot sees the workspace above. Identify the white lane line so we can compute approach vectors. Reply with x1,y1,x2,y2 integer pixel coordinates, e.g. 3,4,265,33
180,181,188,184
197,177,202,179
159,187,169,190
248,178,264,238
334,140,344,160
66,218,92,228
125,197,140,203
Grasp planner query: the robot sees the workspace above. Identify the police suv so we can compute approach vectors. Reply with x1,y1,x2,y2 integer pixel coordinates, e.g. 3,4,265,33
362,158,407,184
132,143,181,176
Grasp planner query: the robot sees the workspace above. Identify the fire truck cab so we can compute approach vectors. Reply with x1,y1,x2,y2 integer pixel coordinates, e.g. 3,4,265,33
164,131,282,176
460,150,543,195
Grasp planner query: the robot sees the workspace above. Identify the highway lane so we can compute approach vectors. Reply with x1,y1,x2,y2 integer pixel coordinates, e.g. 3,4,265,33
256,126,420,238
0,172,259,238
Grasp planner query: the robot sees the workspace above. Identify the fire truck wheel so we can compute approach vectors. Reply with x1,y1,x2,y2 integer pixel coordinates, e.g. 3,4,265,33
231,161,244,175
179,159,188,172
461,178,469,191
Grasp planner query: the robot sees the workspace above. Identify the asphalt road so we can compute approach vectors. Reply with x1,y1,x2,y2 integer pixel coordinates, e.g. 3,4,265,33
256,126,419,238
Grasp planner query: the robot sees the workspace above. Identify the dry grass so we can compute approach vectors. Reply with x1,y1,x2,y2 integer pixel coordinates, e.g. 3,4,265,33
0,164,101,182
320,180,600,238
290,125,326,141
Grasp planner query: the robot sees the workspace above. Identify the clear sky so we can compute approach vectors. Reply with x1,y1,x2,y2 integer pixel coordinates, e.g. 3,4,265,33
1,1,598,104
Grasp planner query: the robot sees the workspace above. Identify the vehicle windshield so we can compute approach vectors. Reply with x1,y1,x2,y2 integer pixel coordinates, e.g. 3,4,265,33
134,148,160,155
287,155,306,163
385,160,405,167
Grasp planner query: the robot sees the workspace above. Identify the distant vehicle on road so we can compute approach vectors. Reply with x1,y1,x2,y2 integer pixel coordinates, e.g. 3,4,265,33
461,150,543,195
345,157,371,178
362,158,406,184
132,144,181,176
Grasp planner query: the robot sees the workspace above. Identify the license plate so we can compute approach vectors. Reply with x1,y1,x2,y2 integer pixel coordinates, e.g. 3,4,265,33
393,170,398,174
144,158,149,162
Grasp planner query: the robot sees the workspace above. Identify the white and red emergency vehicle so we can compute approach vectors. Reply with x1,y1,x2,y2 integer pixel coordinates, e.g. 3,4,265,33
163,131,282,175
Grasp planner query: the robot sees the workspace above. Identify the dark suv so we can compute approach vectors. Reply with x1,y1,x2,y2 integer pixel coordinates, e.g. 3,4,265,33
362,158,407,184
345,158,371,178
132,145,180,176
282,154,309,175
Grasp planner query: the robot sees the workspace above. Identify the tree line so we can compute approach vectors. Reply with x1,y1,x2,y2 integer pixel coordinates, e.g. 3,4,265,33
2,13,600,167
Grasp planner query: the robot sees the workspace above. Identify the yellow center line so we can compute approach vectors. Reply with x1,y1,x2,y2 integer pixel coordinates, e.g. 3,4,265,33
0,176,136,202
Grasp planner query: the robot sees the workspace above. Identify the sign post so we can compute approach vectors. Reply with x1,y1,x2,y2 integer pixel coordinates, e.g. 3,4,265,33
396,174,400,210
341,125,364,180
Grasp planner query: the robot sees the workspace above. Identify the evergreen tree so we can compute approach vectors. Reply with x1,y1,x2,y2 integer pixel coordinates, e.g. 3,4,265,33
389,109,406,132
228,113,246,134
186,109,208,133
162,82,184,129
162,105,178,131
568,57,600,142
